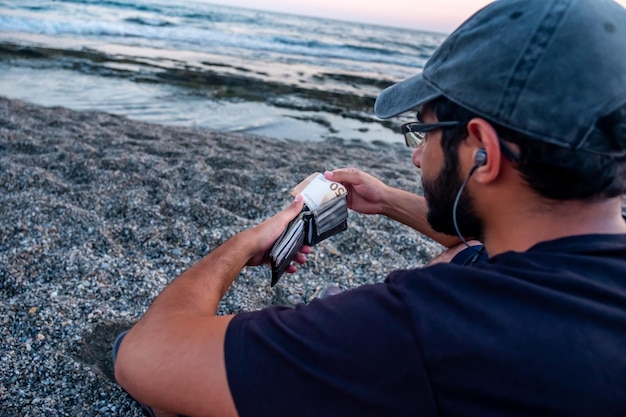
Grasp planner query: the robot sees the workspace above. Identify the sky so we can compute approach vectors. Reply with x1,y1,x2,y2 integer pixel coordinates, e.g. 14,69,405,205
203,0,626,33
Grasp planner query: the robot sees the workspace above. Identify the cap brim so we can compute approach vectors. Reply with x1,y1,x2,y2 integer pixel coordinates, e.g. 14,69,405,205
374,73,441,119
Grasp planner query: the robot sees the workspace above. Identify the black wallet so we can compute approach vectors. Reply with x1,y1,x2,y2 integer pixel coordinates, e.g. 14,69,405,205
269,194,349,286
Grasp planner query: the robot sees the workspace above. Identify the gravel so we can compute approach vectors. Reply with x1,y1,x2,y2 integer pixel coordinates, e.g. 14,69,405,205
0,96,444,416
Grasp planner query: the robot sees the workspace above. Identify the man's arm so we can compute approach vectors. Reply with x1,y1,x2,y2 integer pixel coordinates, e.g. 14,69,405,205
114,196,306,417
325,169,462,248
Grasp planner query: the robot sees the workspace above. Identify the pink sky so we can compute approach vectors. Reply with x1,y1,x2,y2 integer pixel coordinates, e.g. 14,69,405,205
202,0,626,33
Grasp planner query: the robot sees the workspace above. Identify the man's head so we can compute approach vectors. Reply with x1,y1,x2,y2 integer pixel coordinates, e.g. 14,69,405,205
418,96,626,238
376,0,626,157
375,0,626,236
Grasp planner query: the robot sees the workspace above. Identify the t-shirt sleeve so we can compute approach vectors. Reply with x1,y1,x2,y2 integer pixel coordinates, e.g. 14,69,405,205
224,280,438,417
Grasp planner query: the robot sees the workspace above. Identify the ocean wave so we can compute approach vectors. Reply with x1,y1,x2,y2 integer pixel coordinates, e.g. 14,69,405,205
123,16,175,27
0,14,426,69
55,0,257,26
262,35,424,67
19,5,54,12
180,11,256,25
0,15,142,38
56,0,163,15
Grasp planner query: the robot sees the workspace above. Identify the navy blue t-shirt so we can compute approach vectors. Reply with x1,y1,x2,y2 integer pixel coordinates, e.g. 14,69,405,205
225,234,626,416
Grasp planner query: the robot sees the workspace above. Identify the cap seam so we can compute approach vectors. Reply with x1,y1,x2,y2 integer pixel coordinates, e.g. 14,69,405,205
496,0,572,121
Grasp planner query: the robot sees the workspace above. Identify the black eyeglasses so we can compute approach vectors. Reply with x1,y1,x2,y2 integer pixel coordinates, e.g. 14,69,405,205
400,119,521,162
401,120,460,148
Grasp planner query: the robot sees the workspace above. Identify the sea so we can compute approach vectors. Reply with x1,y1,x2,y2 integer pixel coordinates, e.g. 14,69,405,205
0,0,446,144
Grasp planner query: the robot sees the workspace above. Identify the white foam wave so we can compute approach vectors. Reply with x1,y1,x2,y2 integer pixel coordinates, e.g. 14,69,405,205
2,14,433,70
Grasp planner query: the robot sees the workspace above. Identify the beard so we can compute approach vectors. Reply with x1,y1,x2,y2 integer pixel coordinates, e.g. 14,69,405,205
422,156,484,239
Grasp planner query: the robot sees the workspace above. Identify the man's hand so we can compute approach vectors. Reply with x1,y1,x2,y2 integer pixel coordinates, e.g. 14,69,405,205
244,194,311,272
324,168,390,215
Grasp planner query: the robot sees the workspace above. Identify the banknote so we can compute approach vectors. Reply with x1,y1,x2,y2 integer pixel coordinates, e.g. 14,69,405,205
290,172,347,210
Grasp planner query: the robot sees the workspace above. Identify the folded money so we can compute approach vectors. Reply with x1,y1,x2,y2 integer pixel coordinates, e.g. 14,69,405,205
291,172,347,210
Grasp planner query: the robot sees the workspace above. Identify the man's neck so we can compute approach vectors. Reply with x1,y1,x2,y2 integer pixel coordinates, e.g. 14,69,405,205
482,197,626,257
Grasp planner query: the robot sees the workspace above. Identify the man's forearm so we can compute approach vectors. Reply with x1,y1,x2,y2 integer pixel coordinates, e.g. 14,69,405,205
141,231,256,320
131,196,305,322
113,231,257,415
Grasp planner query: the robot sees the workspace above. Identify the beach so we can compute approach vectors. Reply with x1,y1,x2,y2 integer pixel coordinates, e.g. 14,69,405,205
0,96,444,415
0,1,445,146
5,2,625,415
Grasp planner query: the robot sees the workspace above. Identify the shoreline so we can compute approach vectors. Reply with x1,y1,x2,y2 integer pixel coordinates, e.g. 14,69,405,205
0,97,441,415
0,39,407,145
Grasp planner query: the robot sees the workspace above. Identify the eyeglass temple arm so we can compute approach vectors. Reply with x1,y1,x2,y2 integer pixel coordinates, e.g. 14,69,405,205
498,138,520,162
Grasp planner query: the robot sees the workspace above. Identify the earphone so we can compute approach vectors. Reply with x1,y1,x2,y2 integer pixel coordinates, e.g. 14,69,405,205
474,148,488,167
452,149,487,252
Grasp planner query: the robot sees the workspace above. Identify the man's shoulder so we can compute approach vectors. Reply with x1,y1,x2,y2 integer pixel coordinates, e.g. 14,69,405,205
525,233,626,254
387,233,626,297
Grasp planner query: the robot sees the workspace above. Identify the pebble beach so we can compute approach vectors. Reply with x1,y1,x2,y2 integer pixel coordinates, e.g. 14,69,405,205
0,96,444,416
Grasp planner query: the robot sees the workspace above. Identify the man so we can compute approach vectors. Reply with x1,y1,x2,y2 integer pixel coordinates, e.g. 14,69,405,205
114,0,626,415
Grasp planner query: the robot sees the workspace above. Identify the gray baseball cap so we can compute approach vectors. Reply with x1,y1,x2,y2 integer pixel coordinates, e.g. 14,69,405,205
375,0,626,156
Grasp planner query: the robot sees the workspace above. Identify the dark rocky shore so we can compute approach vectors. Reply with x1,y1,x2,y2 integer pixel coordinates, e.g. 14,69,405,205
0,41,405,144
0,97,443,416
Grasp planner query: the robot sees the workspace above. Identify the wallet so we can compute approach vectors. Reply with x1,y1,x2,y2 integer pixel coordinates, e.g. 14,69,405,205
269,194,349,286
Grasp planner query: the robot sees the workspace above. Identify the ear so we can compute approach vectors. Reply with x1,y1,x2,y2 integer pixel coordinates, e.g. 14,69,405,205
465,118,503,184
